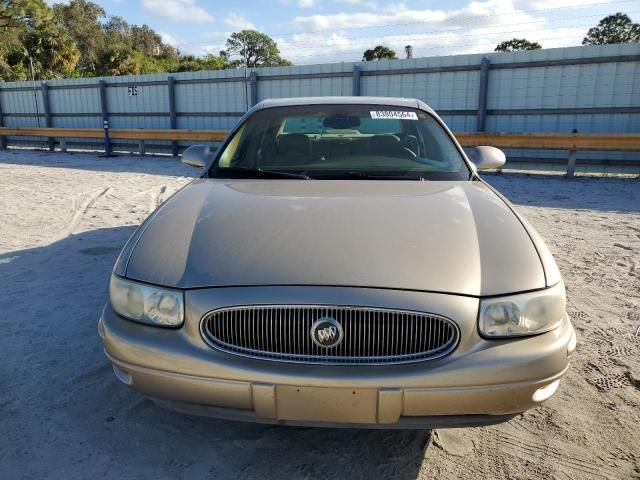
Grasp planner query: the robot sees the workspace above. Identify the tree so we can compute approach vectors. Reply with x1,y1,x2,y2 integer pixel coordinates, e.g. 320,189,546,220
53,0,179,76
1,0,35,28
172,54,230,72
200,54,232,71
404,45,413,59
362,45,397,61
582,13,640,45
0,0,79,81
221,30,291,68
495,38,542,52
1,0,233,79
103,15,132,47
130,24,177,58
53,0,106,74
99,44,139,76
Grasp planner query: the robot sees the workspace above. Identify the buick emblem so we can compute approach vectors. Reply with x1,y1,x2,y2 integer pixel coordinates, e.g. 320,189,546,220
311,317,343,348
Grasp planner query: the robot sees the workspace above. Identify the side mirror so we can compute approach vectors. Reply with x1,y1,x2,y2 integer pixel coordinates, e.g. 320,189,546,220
467,146,506,170
181,145,215,169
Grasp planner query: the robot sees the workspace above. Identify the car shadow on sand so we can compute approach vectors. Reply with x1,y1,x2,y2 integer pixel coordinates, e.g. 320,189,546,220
0,226,431,480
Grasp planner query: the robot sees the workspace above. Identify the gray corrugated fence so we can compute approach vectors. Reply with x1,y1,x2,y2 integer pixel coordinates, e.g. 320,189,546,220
0,43,639,171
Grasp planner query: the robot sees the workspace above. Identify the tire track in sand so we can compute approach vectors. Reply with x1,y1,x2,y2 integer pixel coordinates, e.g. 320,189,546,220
493,429,615,479
148,185,167,213
58,187,111,240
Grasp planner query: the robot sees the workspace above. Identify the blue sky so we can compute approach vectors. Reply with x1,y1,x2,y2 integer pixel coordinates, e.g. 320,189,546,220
79,0,638,63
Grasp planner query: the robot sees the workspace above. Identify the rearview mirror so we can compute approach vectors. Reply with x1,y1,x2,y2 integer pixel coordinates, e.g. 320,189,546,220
467,146,506,170
181,145,215,169
323,114,361,130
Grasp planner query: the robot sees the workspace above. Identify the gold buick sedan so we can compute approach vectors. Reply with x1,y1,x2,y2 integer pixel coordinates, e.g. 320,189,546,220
99,97,576,428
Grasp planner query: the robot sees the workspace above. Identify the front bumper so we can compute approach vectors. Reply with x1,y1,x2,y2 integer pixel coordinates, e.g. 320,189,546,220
100,286,576,428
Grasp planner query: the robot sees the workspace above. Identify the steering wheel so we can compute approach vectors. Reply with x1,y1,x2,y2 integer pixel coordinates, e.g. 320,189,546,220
402,135,419,159
403,147,418,159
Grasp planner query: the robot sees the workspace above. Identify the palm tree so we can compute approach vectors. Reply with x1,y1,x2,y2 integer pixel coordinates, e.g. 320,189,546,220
362,45,397,61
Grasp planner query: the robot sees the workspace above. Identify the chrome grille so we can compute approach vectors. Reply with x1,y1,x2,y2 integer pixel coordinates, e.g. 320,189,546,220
200,306,459,364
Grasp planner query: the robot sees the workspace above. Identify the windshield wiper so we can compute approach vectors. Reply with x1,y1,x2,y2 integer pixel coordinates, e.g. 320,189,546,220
323,171,426,180
218,166,313,180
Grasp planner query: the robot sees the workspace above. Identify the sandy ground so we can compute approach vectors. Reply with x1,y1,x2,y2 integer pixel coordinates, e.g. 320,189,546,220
0,149,638,480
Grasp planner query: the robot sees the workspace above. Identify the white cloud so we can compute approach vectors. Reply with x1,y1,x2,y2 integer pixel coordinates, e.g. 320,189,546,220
293,7,446,31
151,0,604,63
159,32,179,47
141,0,213,23
290,0,552,34
518,0,612,8
224,13,256,30
281,0,592,64
298,0,317,7
335,0,379,9
178,31,232,57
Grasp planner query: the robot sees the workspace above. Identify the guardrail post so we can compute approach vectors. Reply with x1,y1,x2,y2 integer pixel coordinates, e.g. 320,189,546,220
476,57,490,132
138,140,146,156
41,81,54,151
167,75,178,156
0,90,6,149
566,129,578,178
352,65,361,96
250,71,258,107
566,149,577,178
98,79,113,156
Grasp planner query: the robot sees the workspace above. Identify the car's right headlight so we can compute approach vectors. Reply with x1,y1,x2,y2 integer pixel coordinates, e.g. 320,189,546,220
109,274,184,327
479,282,566,338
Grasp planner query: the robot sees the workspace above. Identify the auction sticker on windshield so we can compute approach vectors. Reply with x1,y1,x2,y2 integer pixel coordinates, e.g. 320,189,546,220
370,111,418,120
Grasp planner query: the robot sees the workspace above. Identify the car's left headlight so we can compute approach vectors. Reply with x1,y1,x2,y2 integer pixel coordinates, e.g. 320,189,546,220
109,274,184,327
479,282,566,337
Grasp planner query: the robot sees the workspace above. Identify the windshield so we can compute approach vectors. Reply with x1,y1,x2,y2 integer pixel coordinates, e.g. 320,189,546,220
210,104,470,180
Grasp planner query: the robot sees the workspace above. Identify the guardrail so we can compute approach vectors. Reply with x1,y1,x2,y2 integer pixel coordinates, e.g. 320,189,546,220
1,127,639,177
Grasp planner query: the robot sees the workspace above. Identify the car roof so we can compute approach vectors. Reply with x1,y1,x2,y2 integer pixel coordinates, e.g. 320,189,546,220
255,96,436,115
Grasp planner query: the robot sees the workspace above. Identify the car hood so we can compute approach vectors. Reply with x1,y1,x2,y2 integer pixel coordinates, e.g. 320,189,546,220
124,179,545,296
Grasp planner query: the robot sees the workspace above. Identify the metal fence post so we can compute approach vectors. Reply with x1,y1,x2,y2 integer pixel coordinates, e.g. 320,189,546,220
250,71,258,107
41,81,54,151
0,89,6,149
167,75,178,156
352,65,361,96
476,57,490,132
98,79,112,156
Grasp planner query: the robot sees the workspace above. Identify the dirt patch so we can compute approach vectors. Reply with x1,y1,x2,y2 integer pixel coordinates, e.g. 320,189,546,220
1,151,638,479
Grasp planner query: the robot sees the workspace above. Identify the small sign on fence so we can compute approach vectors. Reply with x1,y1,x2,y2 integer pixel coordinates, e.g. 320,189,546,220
128,86,139,96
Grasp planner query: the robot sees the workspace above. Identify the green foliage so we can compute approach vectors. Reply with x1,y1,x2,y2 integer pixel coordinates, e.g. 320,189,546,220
582,13,640,45
131,24,177,58
221,29,291,68
53,0,185,76
362,45,397,61
0,0,80,80
404,45,413,59
103,15,131,47
0,0,232,80
53,0,105,74
495,38,542,52
173,54,231,72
